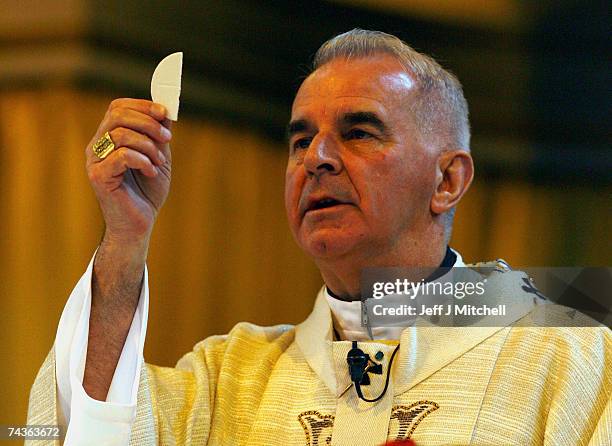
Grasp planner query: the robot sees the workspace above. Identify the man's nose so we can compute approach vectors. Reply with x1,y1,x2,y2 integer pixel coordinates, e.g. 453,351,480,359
303,133,343,178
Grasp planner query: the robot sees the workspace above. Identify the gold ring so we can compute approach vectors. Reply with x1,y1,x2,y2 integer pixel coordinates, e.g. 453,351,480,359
92,131,116,160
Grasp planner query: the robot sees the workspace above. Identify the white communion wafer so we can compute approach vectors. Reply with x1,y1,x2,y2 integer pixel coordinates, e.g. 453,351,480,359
150,52,183,121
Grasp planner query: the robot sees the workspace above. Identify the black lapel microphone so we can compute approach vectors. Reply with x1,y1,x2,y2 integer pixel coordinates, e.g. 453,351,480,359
346,341,400,402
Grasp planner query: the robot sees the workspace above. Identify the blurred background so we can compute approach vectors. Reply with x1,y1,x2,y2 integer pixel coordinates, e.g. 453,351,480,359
0,0,610,426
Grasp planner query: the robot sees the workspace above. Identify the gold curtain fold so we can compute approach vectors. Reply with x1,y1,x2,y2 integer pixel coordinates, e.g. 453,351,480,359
0,87,609,425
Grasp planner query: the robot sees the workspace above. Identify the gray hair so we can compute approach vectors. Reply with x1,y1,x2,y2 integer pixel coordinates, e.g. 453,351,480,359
313,29,469,242
313,29,471,152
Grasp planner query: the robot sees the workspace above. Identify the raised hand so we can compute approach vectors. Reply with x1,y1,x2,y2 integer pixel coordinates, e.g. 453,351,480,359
86,98,172,241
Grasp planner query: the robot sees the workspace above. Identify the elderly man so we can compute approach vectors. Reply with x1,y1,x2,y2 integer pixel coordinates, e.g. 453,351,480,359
28,30,610,445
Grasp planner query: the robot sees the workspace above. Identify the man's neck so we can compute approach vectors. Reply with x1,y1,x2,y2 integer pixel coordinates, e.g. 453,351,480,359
319,242,449,301
324,247,461,341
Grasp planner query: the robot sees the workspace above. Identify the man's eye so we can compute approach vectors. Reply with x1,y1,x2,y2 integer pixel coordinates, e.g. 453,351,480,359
346,129,372,140
292,137,311,151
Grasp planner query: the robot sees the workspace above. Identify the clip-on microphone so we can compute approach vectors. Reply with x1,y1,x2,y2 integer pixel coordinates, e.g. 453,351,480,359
346,341,399,402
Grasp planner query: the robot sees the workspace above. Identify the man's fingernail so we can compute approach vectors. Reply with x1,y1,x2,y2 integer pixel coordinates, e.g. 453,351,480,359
159,151,166,163
161,126,172,140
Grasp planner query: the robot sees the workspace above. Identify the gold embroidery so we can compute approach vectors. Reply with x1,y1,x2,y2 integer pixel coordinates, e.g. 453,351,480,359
298,410,335,446
389,401,440,440
299,401,439,444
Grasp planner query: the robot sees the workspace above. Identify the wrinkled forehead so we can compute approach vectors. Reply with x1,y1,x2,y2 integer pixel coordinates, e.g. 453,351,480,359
291,55,417,116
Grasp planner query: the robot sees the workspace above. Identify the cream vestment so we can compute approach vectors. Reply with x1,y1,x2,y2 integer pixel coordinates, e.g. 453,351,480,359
27,252,611,445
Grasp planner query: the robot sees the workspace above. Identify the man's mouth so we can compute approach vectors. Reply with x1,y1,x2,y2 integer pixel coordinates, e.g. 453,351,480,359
309,198,342,211
303,196,351,216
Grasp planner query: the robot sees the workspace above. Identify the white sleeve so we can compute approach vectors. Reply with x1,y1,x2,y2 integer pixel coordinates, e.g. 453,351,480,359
54,249,149,445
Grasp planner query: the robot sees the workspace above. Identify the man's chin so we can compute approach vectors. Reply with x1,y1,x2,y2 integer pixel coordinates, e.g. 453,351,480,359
299,230,361,260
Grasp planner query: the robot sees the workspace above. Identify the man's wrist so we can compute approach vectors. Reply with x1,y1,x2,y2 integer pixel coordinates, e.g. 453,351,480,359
92,231,150,303
99,231,151,266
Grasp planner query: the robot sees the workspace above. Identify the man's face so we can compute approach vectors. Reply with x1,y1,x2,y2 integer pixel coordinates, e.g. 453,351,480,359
285,55,439,263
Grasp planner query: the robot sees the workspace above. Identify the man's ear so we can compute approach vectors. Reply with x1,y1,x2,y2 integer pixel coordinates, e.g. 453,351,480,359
430,150,474,215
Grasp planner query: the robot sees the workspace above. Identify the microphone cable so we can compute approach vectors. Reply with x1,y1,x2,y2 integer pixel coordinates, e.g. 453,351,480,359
346,341,401,402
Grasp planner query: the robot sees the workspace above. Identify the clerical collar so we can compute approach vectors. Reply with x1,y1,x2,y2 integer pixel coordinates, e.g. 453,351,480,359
325,247,464,341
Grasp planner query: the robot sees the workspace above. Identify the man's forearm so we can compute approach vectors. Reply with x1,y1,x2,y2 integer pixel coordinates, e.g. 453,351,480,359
83,234,150,401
